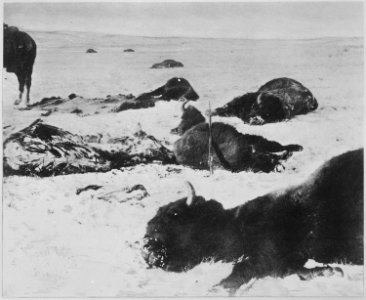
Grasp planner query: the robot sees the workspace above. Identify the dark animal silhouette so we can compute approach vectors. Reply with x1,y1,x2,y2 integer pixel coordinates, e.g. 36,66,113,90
171,101,205,135
151,59,184,69
173,122,302,172
86,48,97,53
136,77,199,102
124,49,135,52
143,149,363,294
213,78,318,125
3,24,37,105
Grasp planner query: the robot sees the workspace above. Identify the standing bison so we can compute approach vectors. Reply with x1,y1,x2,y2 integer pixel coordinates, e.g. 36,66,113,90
213,78,318,125
3,24,37,105
143,148,363,294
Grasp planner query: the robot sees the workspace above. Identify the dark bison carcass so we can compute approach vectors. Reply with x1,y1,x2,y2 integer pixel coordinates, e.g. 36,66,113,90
213,78,318,125
143,149,363,294
171,101,205,135
173,122,302,172
151,59,184,69
3,24,37,105
136,77,199,102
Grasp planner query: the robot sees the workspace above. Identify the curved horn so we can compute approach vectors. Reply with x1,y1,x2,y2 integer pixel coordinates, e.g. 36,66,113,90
256,93,263,104
185,181,196,206
181,97,189,112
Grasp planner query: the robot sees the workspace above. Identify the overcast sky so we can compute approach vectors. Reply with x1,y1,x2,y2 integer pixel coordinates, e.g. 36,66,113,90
3,2,364,39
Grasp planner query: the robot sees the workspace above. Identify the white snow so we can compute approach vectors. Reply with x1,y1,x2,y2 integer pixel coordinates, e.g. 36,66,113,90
2,31,363,297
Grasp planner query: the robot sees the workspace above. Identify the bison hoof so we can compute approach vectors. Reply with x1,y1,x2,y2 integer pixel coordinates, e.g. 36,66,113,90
14,98,22,105
216,277,243,295
208,284,231,296
298,265,344,281
274,164,285,172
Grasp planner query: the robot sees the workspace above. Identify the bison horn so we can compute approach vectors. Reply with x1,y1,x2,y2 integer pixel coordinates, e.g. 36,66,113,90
181,98,189,112
256,93,263,105
185,181,196,206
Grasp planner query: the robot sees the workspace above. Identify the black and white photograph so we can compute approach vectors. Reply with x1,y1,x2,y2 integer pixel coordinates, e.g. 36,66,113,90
2,1,364,297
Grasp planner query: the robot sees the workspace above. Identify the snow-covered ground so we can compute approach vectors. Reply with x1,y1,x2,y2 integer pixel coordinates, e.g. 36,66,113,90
2,31,363,297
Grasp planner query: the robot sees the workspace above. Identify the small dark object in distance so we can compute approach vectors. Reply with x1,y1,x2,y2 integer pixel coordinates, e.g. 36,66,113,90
151,59,184,69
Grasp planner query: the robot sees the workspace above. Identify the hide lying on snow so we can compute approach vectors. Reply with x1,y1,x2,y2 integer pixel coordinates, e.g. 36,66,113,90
22,94,137,116
151,59,184,69
3,119,175,176
173,121,302,172
23,77,199,115
143,149,363,294
213,77,318,125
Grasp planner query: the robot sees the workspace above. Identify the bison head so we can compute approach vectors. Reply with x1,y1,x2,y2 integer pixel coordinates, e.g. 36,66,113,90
143,182,241,272
171,101,205,135
212,93,258,121
249,92,287,125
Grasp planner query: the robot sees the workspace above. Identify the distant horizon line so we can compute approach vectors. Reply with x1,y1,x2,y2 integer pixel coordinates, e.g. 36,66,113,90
25,28,364,41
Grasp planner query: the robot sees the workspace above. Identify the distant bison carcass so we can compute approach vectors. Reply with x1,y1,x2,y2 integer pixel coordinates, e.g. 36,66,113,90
136,77,199,102
173,122,302,172
143,149,363,294
3,24,37,105
213,78,318,125
151,59,184,69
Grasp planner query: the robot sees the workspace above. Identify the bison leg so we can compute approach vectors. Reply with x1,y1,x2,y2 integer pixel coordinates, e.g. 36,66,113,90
15,72,26,105
216,257,289,295
216,245,307,295
297,265,344,281
254,139,291,153
25,73,32,105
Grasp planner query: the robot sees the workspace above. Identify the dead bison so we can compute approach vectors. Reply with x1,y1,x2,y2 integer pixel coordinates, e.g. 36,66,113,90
151,59,184,69
173,122,302,172
143,148,363,294
171,101,205,135
136,77,199,102
3,24,37,105
213,78,318,125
